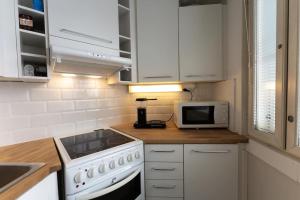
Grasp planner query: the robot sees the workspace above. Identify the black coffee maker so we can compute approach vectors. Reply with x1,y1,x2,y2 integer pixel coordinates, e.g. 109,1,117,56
134,98,166,129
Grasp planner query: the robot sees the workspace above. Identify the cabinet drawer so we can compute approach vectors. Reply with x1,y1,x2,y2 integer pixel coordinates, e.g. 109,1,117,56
146,180,183,198
145,162,183,180
145,145,183,162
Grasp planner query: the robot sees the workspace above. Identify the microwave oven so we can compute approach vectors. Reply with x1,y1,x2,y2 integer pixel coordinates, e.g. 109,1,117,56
173,101,228,128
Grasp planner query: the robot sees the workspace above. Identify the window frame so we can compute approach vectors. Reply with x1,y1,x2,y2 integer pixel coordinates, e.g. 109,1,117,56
287,0,300,155
247,0,288,148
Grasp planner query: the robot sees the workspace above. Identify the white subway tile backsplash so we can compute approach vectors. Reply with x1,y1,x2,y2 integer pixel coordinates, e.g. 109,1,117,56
12,127,47,143
0,85,28,102
77,79,97,89
31,114,62,127
48,76,74,89
86,89,106,99
0,117,30,132
62,111,86,123
62,89,87,100
0,103,10,118
30,89,61,101
76,120,97,132
0,74,213,146
47,123,76,137
47,101,74,112
75,100,99,110
11,102,46,115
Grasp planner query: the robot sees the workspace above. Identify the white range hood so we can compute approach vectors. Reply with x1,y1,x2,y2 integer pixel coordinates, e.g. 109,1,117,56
51,46,132,77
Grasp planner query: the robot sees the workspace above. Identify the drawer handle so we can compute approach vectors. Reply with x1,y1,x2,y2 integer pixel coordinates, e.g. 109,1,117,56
191,150,231,154
151,150,175,153
151,168,176,171
185,74,216,78
152,185,176,189
60,29,113,44
144,76,172,79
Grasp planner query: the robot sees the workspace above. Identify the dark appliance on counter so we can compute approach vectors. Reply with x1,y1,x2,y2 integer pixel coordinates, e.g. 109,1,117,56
134,98,166,129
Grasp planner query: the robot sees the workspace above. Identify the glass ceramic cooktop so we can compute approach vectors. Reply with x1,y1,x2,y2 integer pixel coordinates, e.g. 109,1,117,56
60,129,134,160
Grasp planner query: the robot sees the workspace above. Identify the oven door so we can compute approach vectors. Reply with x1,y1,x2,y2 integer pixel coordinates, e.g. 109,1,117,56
182,106,215,124
74,165,144,200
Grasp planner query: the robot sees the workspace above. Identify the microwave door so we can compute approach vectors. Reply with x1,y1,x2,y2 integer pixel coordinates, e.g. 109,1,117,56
182,106,214,124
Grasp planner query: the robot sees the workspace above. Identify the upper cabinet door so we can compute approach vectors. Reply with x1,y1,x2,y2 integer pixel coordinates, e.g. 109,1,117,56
179,4,223,82
47,0,119,50
0,0,19,78
137,0,179,83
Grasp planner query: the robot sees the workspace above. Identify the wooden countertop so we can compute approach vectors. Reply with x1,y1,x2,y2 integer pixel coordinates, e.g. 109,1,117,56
112,124,248,144
0,138,61,200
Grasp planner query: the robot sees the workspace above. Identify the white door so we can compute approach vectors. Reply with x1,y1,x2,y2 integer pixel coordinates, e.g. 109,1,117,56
47,0,119,50
137,0,179,82
184,144,238,200
179,4,223,82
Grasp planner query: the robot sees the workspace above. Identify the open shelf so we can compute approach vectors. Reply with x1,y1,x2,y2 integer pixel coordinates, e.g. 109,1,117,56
20,29,46,55
118,4,130,16
21,52,46,62
21,53,48,78
18,0,44,11
18,5,44,16
16,0,49,81
118,0,129,8
119,35,131,43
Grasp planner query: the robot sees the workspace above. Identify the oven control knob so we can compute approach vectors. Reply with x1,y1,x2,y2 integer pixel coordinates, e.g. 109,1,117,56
135,151,140,159
74,172,82,184
87,168,95,178
127,154,133,162
109,161,115,169
98,164,105,174
118,157,125,165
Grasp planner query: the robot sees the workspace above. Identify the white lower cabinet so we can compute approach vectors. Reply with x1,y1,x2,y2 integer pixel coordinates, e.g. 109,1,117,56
145,144,238,200
184,144,238,200
17,172,59,200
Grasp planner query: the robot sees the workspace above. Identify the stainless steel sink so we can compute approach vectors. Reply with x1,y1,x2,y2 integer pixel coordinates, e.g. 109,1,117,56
0,163,45,193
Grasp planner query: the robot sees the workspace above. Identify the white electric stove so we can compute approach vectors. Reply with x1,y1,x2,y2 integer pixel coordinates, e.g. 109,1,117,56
55,129,144,200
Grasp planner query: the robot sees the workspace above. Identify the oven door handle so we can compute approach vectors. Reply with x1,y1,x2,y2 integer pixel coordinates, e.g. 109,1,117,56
76,168,141,200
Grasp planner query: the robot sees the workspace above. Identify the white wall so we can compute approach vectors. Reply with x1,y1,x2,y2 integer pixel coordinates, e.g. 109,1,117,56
247,142,300,200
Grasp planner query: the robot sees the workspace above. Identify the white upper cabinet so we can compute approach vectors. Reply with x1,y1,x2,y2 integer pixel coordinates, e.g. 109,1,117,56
0,0,19,78
47,0,119,50
137,0,179,82
179,4,224,82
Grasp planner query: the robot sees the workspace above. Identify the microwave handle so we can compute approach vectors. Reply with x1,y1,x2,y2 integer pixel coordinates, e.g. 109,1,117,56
76,168,141,200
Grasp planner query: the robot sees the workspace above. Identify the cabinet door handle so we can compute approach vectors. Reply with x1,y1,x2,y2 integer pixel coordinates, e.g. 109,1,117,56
60,29,113,44
191,150,231,154
151,150,175,153
151,168,176,171
185,74,216,78
144,76,172,79
152,185,176,189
